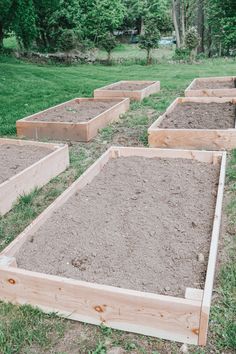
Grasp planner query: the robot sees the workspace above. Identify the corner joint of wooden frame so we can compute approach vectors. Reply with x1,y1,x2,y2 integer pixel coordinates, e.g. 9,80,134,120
0,256,17,268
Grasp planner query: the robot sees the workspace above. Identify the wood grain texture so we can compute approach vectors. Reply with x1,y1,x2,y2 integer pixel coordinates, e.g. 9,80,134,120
198,152,226,345
0,266,201,344
0,139,69,216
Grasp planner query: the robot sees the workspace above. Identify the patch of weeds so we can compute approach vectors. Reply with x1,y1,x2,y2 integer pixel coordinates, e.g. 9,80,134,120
130,101,143,111
139,130,148,146
226,198,236,225
208,151,236,352
210,261,236,351
100,324,113,336
70,147,93,178
90,342,107,354
0,303,66,354
18,189,39,206
125,114,148,128
99,125,115,142
226,149,236,182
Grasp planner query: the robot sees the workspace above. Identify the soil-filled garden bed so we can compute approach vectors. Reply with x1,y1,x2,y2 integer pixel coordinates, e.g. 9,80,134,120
29,100,120,123
0,139,69,216
17,156,219,297
106,82,152,91
148,97,236,150
193,80,235,90
94,80,160,101
185,76,236,97
0,147,226,345
16,98,129,142
159,102,235,129
0,144,51,184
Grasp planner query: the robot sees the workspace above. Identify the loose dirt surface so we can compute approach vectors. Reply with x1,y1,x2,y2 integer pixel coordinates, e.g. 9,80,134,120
0,144,52,184
17,156,219,297
192,79,235,89
159,102,235,129
107,82,154,91
29,100,120,123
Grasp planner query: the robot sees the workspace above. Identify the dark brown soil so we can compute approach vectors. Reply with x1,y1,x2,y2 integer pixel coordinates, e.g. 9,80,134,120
193,79,235,90
0,144,52,184
30,100,120,123
17,156,219,297
159,102,235,129
107,82,153,91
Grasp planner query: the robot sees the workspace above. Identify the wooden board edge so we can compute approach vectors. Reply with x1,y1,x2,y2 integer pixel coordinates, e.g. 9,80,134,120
198,151,226,345
0,265,201,345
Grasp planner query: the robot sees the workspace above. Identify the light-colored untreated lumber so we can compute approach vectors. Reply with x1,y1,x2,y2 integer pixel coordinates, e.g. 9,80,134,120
0,147,225,345
198,152,226,346
16,98,129,142
185,76,236,97
148,97,236,150
185,288,203,302
94,81,160,101
0,266,201,344
0,139,69,216
0,256,17,268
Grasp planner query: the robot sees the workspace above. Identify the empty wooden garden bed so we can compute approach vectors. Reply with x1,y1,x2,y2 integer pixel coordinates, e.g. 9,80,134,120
0,146,226,346
16,98,129,142
185,76,236,97
94,81,160,101
148,97,236,150
0,138,69,216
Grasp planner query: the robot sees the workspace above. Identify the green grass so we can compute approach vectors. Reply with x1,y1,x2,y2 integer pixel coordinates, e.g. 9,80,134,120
0,55,236,353
0,303,65,354
96,43,174,63
1,55,236,136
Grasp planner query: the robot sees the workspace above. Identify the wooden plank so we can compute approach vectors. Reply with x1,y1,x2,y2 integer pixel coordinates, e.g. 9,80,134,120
148,129,236,150
198,152,226,345
0,256,17,268
16,98,129,142
185,288,203,302
94,81,160,101
0,139,69,216
0,266,201,344
112,146,217,164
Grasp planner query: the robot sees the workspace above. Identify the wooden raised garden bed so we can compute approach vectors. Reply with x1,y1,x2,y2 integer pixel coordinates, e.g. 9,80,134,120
0,138,69,216
0,146,226,346
94,81,160,101
185,76,236,97
16,98,130,142
148,97,236,150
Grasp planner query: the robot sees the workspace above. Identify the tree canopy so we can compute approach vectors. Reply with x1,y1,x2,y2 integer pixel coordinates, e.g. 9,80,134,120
0,0,235,57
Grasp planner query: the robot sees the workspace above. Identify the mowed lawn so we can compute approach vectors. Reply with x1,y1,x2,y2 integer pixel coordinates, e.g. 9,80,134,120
0,55,235,354
1,55,236,136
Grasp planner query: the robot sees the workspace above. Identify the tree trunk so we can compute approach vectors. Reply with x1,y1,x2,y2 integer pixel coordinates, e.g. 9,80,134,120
146,49,152,65
140,17,145,35
172,0,181,48
181,2,185,42
197,0,205,53
207,25,212,57
107,51,112,64
0,22,4,50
